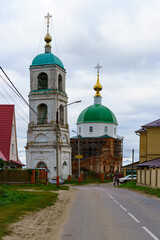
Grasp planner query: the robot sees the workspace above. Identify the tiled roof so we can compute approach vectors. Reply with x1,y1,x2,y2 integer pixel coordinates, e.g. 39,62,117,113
142,119,160,128
137,158,160,168
0,150,7,161
0,105,23,166
0,105,14,160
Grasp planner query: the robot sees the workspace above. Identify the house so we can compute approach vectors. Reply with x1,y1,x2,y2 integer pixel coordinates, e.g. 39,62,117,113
0,105,23,169
122,161,139,176
135,119,160,188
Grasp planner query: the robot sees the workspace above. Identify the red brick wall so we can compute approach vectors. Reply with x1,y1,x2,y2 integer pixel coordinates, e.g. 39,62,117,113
71,137,122,175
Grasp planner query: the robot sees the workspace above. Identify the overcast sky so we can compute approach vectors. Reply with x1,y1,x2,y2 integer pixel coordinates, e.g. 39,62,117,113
1,0,160,165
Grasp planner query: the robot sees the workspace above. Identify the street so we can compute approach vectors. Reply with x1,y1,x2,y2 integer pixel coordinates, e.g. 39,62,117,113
61,184,160,240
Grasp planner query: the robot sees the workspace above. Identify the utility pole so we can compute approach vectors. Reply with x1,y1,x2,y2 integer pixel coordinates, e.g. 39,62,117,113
56,110,60,187
72,130,82,182
56,100,81,187
132,148,134,180
78,134,81,182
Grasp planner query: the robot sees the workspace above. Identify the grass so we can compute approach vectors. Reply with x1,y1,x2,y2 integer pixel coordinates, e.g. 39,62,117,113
119,181,160,198
1,183,69,191
65,178,113,185
0,183,69,239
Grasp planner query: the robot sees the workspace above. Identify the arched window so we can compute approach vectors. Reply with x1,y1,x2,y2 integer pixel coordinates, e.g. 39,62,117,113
114,128,116,135
36,161,47,169
60,105,64,125
89,126,93,133
79,127,81,134
104,126,108,133
38,72,48,90
58,74,62,91
37,104,48,124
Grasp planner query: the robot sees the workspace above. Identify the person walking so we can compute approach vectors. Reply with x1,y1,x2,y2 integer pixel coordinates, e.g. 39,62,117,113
116,176,120,186
113,176,116,187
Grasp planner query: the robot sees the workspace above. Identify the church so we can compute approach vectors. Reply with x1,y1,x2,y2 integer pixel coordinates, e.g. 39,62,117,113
26,14,71,180
71,65,123,177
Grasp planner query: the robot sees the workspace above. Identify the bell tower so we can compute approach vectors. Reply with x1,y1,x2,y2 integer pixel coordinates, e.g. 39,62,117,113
26,13,71,180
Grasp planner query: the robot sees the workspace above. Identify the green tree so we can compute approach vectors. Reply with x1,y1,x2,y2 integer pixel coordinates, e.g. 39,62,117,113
0,158,5,170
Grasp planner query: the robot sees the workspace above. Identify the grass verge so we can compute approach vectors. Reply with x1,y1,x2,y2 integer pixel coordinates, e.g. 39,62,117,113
119,181,160,198
65,179,113,185
0,184,68,239
1,183,69,191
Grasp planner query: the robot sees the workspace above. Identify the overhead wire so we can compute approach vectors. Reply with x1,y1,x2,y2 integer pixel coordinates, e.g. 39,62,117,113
37,18,45,55
0,67,40,118
51,17,59,56
0,80,28,118
0,82,28,125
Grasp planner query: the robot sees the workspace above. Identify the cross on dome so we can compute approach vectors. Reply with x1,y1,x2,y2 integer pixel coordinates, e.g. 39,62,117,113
44,13,52,52
45,13,52,34
45,12,52,25
94,63,102,75
94,63,102,97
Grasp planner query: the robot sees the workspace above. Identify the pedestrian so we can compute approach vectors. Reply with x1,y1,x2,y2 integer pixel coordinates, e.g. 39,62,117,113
113,176,116,187
116,176,119,186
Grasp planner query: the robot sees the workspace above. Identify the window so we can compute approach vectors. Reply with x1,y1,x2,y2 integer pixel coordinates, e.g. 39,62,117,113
12,144,14,154
60,105,64,125
36,161,47,169
114,128,116,135
104,126,108,133
89,126,93,133
58,74,62,91
79,127,81,134
38,72,48,90
12,125,14,136
37,104,48,124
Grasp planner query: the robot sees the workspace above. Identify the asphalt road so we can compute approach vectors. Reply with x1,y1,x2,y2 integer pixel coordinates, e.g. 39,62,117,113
60,184,160,240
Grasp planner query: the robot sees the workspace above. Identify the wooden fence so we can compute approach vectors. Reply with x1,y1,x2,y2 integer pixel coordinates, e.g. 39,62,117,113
0,169,48,184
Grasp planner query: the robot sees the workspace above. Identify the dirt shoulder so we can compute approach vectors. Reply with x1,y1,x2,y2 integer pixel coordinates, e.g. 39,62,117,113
3,188,77,240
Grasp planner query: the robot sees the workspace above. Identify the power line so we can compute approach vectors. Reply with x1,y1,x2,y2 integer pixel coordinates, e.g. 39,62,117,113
0,84,28,125
0,80,28,118
37,18,45,55
51,18,58,56
0,67,40,118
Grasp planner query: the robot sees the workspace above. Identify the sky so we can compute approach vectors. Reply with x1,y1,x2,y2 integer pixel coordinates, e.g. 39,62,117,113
1,0,160,165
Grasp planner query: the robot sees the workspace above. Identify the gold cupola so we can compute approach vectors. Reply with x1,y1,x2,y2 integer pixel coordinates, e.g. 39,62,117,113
44,13,52,53
94,63,102,97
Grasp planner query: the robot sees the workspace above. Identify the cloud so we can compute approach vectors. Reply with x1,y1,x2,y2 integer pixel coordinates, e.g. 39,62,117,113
1,0,160,164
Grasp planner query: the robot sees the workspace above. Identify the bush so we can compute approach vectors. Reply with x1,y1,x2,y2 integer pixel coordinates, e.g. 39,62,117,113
0,158,4,170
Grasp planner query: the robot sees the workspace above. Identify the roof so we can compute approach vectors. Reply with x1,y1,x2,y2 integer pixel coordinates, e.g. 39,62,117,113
77,104,118,124
71,134,113,140
31,53,64,69
142,119,160,128
137,158,160,168
0,150,7,161
7,159,24,166
135,128,146,133
122,161,140,168
0,105,23,166
0,105,14,160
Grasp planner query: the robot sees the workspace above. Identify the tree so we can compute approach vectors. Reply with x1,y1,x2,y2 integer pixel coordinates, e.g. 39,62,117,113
0,158,5,170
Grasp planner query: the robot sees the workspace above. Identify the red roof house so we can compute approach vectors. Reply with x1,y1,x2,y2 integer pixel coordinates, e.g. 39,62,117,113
0,105,23,168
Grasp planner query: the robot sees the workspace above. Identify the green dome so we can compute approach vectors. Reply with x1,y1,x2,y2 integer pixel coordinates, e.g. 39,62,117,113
77,104,118,124
31,53,64,69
